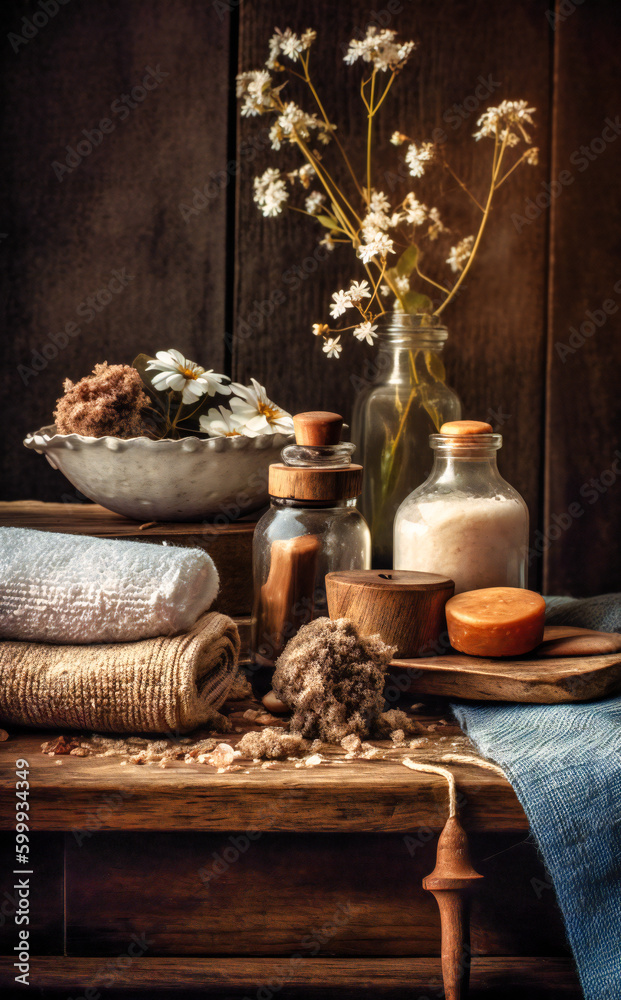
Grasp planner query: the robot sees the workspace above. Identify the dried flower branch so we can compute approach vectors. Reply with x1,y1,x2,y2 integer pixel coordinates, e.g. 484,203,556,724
237,25,538,354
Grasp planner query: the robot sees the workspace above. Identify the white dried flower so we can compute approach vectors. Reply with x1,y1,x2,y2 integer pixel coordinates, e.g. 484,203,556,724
403,193,428,227
298,163,316,187
323,336,343,359
390,131,408,146
394,276,410,294
312,322,330,337
236,70,277,117
253,167,289,216
428,206,446,240
474,99,536,144
266,27,315,67
269,101,334,151
319,233,335,251
344,26,416,72
446,235,475,273
329,289,353,318
353,321,378,345
305,190,326,214
368,189,392,214
525,146,539,165
347,279,372,305
357,232,395,264
405,141,435,178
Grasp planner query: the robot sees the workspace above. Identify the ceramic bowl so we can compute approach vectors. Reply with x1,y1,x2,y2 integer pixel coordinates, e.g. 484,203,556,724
24,425,294,522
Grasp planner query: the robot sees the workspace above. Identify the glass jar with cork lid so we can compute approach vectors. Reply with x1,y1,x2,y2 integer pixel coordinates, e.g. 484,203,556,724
394,420,528,594
251,411,371,673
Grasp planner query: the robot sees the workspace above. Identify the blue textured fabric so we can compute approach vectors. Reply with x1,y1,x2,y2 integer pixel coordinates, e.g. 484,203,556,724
452,596,621,1000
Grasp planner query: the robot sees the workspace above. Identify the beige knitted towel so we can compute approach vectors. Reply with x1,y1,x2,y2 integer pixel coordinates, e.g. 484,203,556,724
0,612,240,734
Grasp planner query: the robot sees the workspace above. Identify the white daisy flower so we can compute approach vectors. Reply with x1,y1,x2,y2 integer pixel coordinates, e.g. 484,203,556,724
322,336,343,358
229,378,293,436
329,289,353,318
199,406,245,438
357,232,395,264
405,142,435,178
446,235,475,273
353,321,379,345
146,349,231,405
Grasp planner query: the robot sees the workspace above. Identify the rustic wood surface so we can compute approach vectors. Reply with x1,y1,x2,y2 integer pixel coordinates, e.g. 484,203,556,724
0,711,527,832
0,501,256,616
63,828,567,958
326,569,454,658
0,0,231,503
391,626,621,702
544,0,621,596
0,956,582,997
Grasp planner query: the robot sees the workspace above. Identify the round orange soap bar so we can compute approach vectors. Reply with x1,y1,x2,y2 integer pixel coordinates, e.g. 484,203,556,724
446,587,546,658
440,420,493,435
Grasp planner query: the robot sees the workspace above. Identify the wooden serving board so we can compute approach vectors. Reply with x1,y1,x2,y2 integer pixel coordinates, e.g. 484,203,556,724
390,627,621,703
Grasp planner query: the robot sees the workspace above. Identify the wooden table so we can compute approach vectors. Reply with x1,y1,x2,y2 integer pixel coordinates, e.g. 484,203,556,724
0,709,580,998
0,502,581,996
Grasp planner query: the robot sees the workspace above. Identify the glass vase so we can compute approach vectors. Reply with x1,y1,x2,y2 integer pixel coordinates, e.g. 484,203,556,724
351,313,462,568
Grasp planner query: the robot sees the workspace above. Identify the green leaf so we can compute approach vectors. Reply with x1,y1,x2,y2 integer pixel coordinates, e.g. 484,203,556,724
403,290,433,313
316,214,341,231
395,243,419,277
424,349,446,383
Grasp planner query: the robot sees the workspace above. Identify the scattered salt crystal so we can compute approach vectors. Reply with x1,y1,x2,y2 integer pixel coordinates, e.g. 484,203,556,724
341,734,362,753
305,754,323,767
261,761,278,769
408,738,427,749
390,730,405,744
206,743,236,768
361,748,379,759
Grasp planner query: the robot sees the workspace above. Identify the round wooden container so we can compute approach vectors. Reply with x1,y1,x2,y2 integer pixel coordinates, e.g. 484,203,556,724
326,569,455,658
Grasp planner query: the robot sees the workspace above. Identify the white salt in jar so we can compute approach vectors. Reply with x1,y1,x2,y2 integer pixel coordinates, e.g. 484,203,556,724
393,421,528,594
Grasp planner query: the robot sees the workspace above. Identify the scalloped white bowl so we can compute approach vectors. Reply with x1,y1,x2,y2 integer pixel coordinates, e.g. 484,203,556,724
24,425,294,522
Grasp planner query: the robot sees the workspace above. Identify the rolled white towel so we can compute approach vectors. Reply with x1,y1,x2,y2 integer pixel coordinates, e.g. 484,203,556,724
0,527,220,643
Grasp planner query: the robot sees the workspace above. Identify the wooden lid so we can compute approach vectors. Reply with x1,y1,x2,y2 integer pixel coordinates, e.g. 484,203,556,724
440,420,493,435
269,464,363,501
326,569,454,592
293,411,343,446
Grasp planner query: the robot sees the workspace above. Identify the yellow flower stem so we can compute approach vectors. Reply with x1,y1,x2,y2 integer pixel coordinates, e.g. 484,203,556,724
415,263,451,296
495,149,531,189
366,260,387,311
434,129,508,318
301,54,365,200
366,70,376,203
290,131,361,233
371,71,397,115
442,160,485,213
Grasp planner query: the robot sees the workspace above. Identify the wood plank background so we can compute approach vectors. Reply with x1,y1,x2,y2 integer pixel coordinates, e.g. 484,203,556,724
0,0,619,596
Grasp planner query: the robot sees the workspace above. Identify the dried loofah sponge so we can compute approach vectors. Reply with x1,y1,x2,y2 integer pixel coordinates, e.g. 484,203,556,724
54,363,153,438
237,727,308,760
272,617,395,741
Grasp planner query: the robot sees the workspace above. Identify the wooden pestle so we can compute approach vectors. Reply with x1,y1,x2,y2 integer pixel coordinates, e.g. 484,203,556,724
253,534,320,667
422,815,483,1000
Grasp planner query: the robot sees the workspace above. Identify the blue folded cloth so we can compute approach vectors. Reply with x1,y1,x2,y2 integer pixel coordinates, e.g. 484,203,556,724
452,595,621,1000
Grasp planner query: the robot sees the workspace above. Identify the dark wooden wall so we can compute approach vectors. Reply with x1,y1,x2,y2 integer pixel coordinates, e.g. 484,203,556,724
0,0,619,596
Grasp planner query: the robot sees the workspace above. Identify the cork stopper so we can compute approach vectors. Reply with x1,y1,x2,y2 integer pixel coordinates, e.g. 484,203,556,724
440,420,493,435
269,412,363,502
293,411,343,446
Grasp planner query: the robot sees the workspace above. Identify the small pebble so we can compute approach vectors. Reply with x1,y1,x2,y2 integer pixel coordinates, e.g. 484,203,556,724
0,729,8,742
262,690,289,715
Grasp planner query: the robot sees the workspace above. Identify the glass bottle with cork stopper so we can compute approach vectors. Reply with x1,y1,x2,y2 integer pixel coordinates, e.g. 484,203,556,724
251,411,371,674
394,420,528,594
